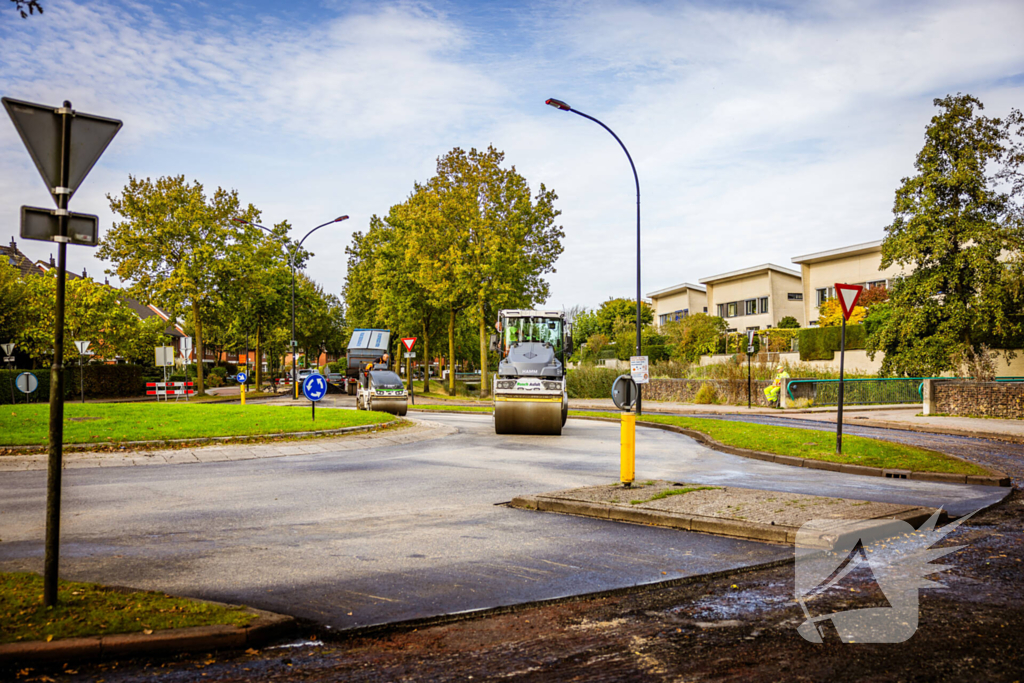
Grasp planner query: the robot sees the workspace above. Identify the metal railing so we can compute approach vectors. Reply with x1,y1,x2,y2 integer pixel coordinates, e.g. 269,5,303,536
788,376,1024,406
787,378,932,406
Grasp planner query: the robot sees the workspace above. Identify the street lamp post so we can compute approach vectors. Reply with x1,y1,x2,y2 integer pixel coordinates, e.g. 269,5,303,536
232,215,349,399
545,98,644,415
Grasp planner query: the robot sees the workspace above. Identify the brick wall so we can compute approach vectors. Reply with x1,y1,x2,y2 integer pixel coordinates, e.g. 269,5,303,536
931,380,1024,419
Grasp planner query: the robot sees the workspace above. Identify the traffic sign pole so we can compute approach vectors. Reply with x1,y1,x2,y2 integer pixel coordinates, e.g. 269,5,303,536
833,283,862,456
43,101,74,608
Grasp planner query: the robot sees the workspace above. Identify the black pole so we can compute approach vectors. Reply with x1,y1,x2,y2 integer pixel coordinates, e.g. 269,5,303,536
44,100,73,607
291,256,297,400
562,107,641,415
79,352,84,404
836,316,846,454
747,352,751,409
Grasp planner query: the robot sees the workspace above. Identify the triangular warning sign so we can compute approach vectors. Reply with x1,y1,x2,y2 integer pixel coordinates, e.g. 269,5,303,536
402,337,417,352
3,98,122,204
835,283,863,321
1,343,14,355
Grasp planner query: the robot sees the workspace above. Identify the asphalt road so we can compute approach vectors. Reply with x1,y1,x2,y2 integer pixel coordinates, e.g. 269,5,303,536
0,413,1006,632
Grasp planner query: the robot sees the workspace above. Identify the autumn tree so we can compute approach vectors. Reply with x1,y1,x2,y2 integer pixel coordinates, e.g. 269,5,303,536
662,313,727,363
867,95,1024,376
101,175,260,394
817,298,865,327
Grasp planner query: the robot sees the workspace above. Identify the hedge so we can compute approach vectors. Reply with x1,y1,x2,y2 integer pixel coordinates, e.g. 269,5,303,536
0,365,145,405
798,324,867,361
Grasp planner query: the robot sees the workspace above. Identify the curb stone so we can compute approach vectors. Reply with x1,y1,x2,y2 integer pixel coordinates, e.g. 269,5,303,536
510,494,942,549
0,608,295,666
571,415,1011,487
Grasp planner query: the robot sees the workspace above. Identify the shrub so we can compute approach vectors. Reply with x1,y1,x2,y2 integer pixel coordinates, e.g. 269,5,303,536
693,383,719,404
798,325,866,361
777,316,801,329
0,365,145,405
567,366,622,399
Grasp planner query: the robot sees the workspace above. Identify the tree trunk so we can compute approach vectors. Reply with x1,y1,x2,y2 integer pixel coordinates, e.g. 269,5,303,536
255,325,262,392
448,306,456,394
422,321,430,394
192,301,205,395
479,296,488,399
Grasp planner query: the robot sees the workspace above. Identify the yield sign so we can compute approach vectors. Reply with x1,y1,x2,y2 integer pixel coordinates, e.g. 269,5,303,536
3,97,122,203
835,283,863,321
74,340,91,355
1,343,14,356
401,337,417,352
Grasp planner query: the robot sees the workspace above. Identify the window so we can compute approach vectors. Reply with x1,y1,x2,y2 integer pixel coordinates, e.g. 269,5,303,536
746,326,760,332
659,314,668,326
788,292,802,301
703,307,707,313
759,297,768,314
867,280,887,290
744,299,757,315
816,287,834,306
717,304,725,317
727,302,738,317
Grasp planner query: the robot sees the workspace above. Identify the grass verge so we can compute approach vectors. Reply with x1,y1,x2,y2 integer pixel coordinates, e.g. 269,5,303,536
0,403,395,447
0,572,255,645
572,411,988,476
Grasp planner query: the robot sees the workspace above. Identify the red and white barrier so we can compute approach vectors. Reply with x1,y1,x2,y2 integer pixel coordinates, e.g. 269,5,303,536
146,381,195,400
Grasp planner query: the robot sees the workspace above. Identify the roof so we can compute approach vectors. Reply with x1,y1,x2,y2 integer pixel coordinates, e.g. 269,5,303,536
645,282,706,299
699,263,801,285
0,240,44,278
791,240,883,265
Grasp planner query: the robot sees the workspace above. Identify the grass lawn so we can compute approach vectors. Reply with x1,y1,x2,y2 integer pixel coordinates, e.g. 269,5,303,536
0,403,396,447
0,572,255,644
572,411,989,476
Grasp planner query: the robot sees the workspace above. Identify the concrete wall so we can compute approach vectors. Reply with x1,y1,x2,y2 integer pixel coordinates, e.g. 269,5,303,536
799,250,905,325
708,270,804,331
652,288,708,327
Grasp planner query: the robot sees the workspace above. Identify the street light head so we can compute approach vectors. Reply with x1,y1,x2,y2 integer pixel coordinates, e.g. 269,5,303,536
545,98,571,111
335,215,350,222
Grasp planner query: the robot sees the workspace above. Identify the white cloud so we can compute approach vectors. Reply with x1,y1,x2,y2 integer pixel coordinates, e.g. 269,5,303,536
1,0,1022,312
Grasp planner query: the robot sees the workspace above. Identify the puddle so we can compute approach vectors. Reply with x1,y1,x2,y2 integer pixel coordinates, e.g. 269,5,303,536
668,583,792,620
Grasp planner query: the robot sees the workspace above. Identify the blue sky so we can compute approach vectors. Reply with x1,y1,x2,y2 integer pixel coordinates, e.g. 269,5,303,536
2,0,1023,310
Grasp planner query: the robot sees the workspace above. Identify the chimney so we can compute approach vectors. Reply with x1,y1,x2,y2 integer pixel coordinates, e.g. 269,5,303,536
82,267,87,278
49,254,55,267
104,277,109,285
9,237,14,249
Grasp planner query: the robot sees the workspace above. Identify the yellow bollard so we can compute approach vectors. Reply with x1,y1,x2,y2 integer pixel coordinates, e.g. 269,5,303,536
621,412,635,486
240,380,245,406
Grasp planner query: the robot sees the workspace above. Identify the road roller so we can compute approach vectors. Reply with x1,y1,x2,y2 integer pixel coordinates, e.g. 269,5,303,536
356,367,409,416
492,309,572,435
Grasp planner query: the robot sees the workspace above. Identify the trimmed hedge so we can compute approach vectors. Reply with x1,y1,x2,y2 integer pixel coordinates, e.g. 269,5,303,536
567,366,622,399
799,324,866,361
0,365,145,405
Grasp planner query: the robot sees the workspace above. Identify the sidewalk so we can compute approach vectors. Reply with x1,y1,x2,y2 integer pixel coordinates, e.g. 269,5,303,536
569,399,1024,443
0,418,456,472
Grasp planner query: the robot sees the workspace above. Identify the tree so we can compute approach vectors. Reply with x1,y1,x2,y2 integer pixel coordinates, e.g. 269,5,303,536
101,175,260,394
9,0,43,18
858,287,889,309
777,316,800,329
584,333,610,362
663,313,727,363
817,298,865,327
396,147,563,394
0,260,30,345
13,270,166,364
866,94,1024,376
593,297,653,337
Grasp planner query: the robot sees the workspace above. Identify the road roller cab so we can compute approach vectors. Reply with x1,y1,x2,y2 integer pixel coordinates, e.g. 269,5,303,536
356,369,409,416
492,310,572,435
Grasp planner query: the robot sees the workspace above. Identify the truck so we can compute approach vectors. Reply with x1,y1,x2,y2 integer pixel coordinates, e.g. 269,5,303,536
491,310,572,435
343,328,391,396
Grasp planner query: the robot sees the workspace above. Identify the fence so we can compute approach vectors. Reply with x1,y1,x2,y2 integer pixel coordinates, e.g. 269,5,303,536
786,378,928,406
